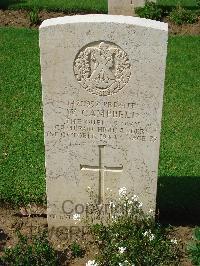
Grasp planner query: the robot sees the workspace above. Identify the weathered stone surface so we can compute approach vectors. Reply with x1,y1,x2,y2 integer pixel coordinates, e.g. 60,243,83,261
108,0,156,16
40,15,168,230
108,0,134,16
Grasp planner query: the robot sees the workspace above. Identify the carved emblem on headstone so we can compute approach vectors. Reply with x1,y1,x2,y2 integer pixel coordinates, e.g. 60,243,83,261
74,41,131,96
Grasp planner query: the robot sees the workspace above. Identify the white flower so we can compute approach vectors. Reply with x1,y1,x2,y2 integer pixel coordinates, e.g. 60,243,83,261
138,202,143,209
118,246,126,254
119,187,127,197
138,202,143,208
128,200,133,205
73,213,81,221
149,234,155,241
171,238,178,244
143,230,155,241
109,201,115,208
149,208,154,214
143,231,148,237
118,261,134,266
131,195,139,202
111,215,116,221
86,260,98,266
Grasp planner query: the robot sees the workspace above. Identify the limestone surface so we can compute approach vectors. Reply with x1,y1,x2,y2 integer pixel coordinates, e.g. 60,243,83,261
40,15,168,231
108,0,156,16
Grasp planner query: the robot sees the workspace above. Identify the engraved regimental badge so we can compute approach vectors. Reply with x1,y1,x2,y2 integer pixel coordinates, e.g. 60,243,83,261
74,41,131,96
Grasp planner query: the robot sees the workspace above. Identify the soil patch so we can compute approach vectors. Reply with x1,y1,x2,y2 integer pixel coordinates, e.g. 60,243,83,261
0,205,195,265
0,9,200,35
165,17,200,35
0,206,96,265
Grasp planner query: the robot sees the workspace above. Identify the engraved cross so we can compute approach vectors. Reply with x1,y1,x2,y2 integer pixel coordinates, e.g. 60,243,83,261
80,145,123,204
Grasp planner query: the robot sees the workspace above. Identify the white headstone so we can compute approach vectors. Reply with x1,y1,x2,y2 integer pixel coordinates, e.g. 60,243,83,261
108,0,134,16
108,0,157,16
40,15,168,231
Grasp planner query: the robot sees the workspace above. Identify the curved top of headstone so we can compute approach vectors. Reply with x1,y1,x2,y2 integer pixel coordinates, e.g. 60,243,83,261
40,14,168,32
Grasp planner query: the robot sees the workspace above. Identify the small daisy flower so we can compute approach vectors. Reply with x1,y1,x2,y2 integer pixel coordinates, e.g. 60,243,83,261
143,230,155,241
118,246,126,254
109,201,115,208
149,233,155,241
111,215,117,221
86,260,98,266
73,213,81,221
131,195,139,202
143,231,148,237
138,202,143,208
171,238,178,244
119,187,127,197
128,199,133,205
149,208,154,214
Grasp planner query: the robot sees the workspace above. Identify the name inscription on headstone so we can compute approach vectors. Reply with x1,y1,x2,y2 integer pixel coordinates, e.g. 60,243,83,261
46,99,157,143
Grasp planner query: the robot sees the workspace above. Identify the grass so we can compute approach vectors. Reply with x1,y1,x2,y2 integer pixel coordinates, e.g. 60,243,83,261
0,28,199,209
157,36,200,223
0,0,198,13
159,36,200,177
0,28,45,205
0,0,108,13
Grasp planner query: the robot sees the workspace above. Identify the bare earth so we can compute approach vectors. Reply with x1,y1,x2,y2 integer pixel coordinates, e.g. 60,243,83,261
0,206,195,265
0,9,200,35
0,206,96,265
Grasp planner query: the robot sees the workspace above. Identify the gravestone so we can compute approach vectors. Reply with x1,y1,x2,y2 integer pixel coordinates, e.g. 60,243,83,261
108,0,134,16
108,0,157,16
40,15,168,231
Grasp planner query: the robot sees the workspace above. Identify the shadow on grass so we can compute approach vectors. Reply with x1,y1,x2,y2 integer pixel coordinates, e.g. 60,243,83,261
0,0,25,9
157,176,200,226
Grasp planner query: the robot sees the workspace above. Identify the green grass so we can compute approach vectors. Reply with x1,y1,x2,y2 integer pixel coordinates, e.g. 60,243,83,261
0,28,45,205
159,36,200,177
0,28,199,207
0,0,108,13
0,0,198,13
157,36,200,223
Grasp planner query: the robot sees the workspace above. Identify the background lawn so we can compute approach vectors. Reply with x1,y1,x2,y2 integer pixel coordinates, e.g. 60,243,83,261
0,0,198,12
0,0,108,12
159,36,200,177
0,28,45,205
0,28,200,222
158,36,200,223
